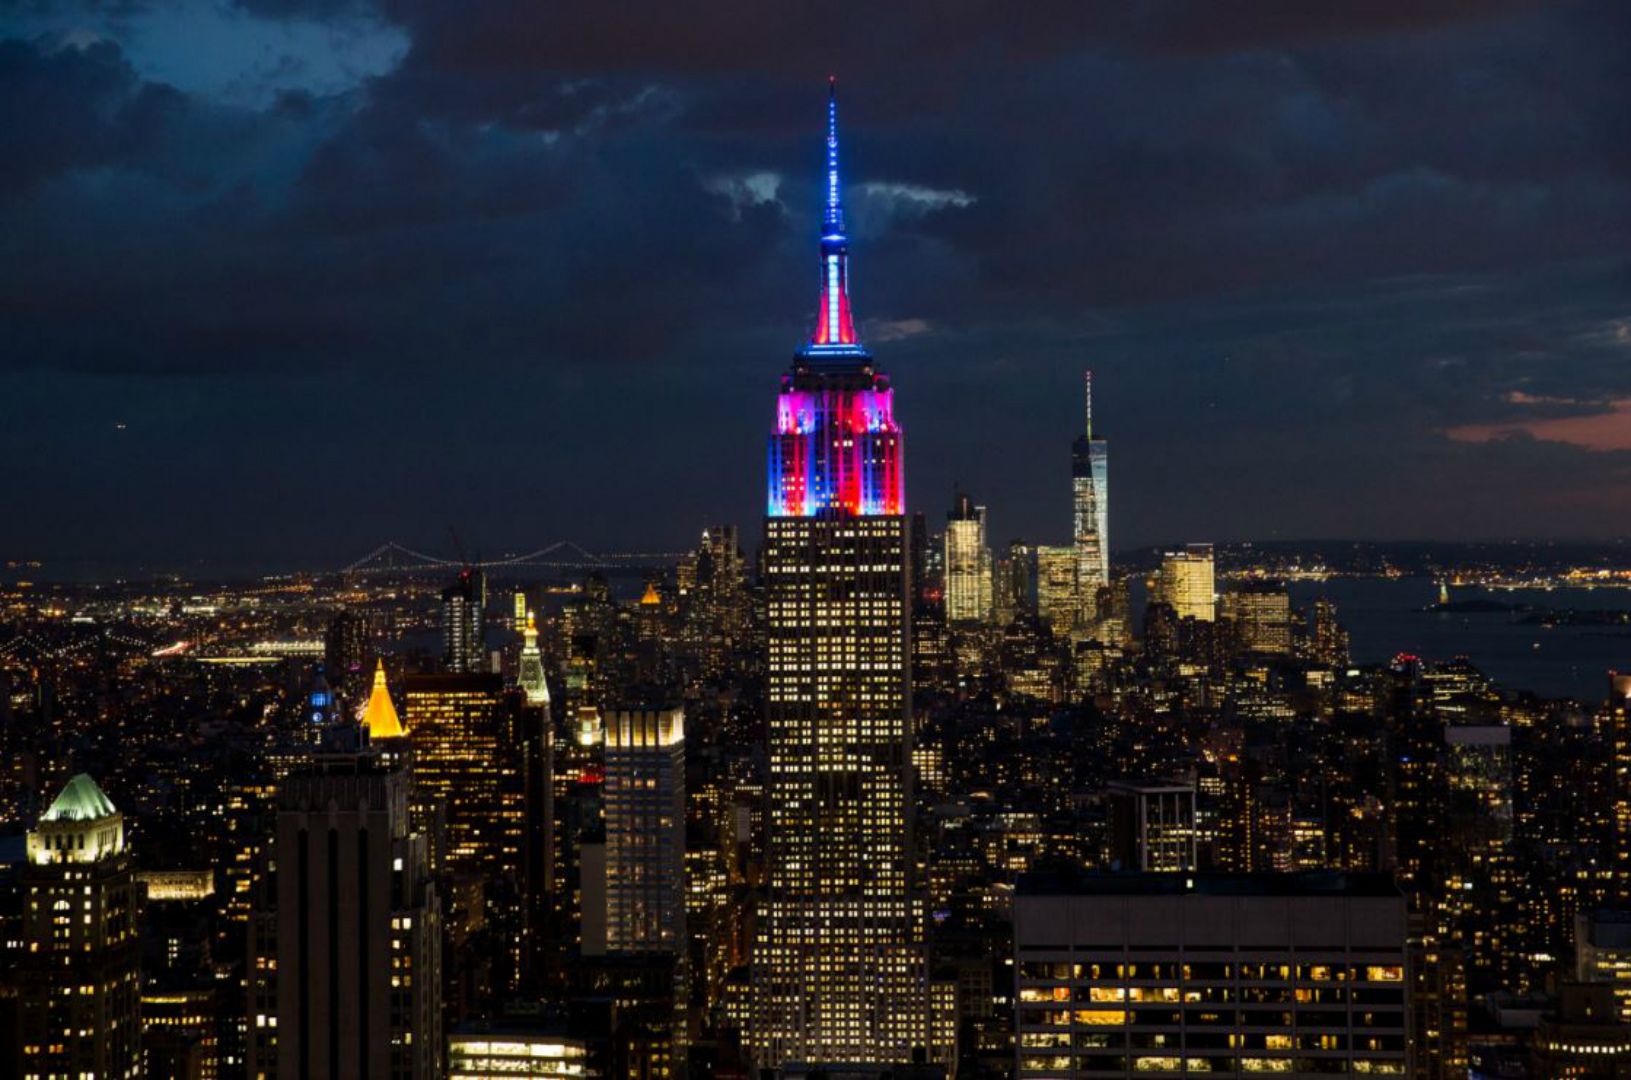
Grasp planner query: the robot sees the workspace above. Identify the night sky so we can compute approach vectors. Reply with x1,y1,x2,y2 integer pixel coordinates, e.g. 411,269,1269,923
4,2,1630,576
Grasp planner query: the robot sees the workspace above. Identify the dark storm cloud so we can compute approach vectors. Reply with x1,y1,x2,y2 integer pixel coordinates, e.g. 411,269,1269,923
0,38,170,194
2,1,1630,572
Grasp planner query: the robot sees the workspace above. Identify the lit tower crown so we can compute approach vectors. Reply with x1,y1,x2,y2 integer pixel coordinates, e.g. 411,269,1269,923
767,79,904,519
517,610,550,707
361,658,404,739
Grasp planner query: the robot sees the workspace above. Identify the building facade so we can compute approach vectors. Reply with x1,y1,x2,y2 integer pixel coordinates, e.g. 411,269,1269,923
1106,781,1198,872
1221,584,1292,655
403,672,520,879
1036,545,1080,638
1014,871,1411,1078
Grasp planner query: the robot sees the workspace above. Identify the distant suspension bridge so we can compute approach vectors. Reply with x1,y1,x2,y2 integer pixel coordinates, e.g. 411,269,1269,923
337,540,687,576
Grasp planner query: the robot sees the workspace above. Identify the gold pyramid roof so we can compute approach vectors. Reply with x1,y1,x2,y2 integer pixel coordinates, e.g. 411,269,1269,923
362,658,404,739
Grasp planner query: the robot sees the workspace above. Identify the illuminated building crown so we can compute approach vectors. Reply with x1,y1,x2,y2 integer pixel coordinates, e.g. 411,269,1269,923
361,658,405,739
518,611,551,706
30,773,125,865
767,80,904,519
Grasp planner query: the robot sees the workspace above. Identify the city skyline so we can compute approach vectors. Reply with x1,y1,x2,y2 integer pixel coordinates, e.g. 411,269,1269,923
5,3,1631,576
8,14,1631,1077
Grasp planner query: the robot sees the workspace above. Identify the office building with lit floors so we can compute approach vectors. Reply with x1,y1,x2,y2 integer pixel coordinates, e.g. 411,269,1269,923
13,773,141,1080
750,81,934,1070
403,671,521,880
605,706,686,954
1106,781,1198,872
1152,545,1216,623
442,567,488,674
945,490,994,625
254,742,442,1079
580,705,687,1078
1013,871,1411,1078
448,1026,597,1078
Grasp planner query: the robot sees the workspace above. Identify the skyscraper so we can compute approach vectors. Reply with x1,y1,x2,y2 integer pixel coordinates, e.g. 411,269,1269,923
1036,544,1080,638
1153,543,1216,622
752,81,930,1068
261,745,442,1078
1072,370,1110,624
442,568,487,674
945,489,994,624
16,774,142,1080
516,612,556,991
604,706,686,954
1611,672,1631,906
403,672,519,880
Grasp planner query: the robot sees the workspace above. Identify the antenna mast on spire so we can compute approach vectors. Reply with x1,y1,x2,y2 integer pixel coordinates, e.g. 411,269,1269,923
1084,370,1094,440
825,75,842,237
808,76,859,351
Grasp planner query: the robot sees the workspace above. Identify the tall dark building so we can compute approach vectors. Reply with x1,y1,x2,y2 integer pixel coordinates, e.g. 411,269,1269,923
442,568,487,674
403,672,524,1015
515,611,556,992
1610,672,1631,906
14,774,141,1080
750,81,933,1068
256,742,442,1079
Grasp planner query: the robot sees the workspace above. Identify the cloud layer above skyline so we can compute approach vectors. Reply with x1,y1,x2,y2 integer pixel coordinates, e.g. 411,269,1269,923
2,1,1629,574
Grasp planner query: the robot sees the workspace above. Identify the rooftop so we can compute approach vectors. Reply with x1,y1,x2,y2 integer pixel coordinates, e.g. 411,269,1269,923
1017,869,1401,900
41,773,117,823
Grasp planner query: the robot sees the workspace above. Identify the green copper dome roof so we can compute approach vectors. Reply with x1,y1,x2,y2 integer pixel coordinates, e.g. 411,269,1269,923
41,773,117,822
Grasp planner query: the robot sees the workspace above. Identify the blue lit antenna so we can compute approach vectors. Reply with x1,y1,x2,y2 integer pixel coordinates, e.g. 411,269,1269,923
824,76,844,240
808,76,861,351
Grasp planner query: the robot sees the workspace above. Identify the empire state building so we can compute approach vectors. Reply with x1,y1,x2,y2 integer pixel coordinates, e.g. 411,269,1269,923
750,80,930,1068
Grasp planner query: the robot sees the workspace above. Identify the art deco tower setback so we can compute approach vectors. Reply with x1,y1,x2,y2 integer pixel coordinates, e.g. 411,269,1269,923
751,81,929,1067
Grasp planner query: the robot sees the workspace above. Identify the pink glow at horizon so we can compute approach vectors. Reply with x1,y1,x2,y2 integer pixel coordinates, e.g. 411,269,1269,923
1445,398,1631,452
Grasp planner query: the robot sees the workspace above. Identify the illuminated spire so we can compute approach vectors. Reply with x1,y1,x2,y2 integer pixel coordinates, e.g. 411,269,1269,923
824,76,844,238
1084,370,1093,440
361,658,404,739
518,611,550,707
809,76,860,352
